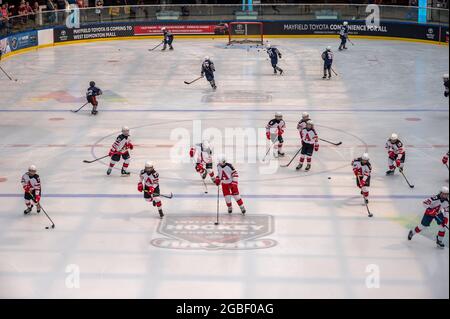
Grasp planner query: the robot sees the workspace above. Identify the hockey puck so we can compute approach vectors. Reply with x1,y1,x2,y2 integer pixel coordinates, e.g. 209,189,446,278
214,222,219,225
328,177,331,179
45,227,49,229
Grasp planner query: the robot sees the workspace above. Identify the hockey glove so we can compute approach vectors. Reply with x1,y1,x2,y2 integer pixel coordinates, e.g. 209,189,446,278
108,150,116,157
127,143,134,150
23,185,31,193
147,187,155,195
314,144,319,152
214,177,221,186
189,148,195,158
266,132,271,140
138,183,143,193
353,169,359,176
34,195,41,203
359,179,366,188
443,155,449,165
195,164,204,173
388,151,396,160
395,159,401,167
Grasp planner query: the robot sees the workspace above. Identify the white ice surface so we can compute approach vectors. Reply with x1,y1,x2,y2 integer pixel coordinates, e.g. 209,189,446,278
0,38,448,299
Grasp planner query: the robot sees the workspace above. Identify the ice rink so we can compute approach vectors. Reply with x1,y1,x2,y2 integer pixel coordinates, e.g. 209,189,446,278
0,38,448,299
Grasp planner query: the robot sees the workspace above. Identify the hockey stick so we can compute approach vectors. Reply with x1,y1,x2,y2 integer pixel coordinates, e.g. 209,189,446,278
215,186,220,226
319,138,342,146
399,169,415,188
331,67,338,76
0,53,18,82
363,195,373,218
435,215,450,230
445,163,449,170
148,42,163,51
0,65,17,82
348,38,355,46
184,76,203,85
71,102,89,113
357,176,373,218
280,147,302,168
143,189,174,199
29,193,55,229
83,155,109,164
262,140,277,162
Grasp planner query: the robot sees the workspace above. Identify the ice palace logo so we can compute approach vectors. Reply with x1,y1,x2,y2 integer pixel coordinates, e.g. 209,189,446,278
151,214,277,250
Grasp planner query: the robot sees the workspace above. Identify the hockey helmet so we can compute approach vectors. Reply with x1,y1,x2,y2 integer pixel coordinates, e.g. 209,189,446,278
390,133,399,141
302,112,310,119
343,21,348,26
444,74,449,80
89,81,95,87
202,140,211,150
204,56,210,61
122,126,130,136
275,112,283,119
362,153,370,161
266,43,272,49
442,186,449,194
326,46,332,51
28,165,37,174
306,120,314,127
145,162,154,170
217,154,227,165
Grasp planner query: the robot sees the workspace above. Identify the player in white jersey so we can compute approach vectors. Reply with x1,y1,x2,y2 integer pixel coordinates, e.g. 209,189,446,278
296,112,311,133
190,140,215,183
408,187,449,248
214,155,246,214
385,133,406,175
266,112,286,158
138,162,164,219
296,120,319,171
352,153,372,204
107,126,134,176
21,165,41,215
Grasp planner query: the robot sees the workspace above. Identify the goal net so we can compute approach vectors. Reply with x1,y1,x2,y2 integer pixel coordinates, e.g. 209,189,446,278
228,22,264,45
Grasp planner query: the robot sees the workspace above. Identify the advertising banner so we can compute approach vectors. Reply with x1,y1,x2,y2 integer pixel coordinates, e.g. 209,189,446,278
134,24,217,36
53,21,449,43
1,30,38,56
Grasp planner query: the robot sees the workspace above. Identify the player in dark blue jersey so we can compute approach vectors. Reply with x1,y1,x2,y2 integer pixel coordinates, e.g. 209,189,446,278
86,81,103,115
266,44,283,75
201,56,217,90
321,46,334,80
161,27,174,51
338,21,349,51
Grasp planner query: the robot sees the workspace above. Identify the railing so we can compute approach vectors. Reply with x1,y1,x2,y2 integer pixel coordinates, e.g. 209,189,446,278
1,4,448,37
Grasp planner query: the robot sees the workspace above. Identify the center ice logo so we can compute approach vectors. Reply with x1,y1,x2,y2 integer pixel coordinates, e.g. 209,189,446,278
151,214,277,250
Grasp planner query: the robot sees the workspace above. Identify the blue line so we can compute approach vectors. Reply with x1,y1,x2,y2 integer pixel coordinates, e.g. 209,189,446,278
0,109,448,113
0,193,429,199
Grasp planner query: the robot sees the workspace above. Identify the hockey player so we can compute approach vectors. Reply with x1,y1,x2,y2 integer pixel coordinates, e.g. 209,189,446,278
266,112,286,158
190,140,215,183
266,44,283,75
214,155,246,215
296,112,311,133
138,162,164,219
296,120,319,171
443,151,449,167
338,21,349,51
107,126,134,176
321,46,333,79
385,133,406,175
444,74,449,97
408,187,449,248
161,27,174,51
352,153,372,204
86,81,103,115
201,56,217,90
21,165,41,215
